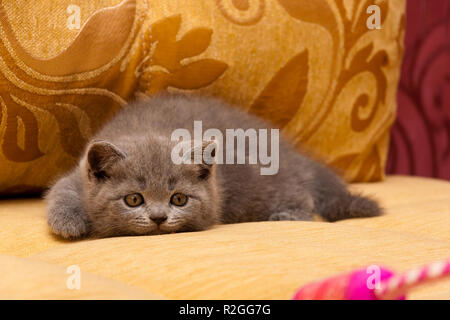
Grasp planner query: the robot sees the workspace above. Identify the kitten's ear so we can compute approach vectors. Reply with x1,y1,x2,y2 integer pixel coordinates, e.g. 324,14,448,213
86,140,126,180
199,140,218,166
183,140,218,166
183,140,218,180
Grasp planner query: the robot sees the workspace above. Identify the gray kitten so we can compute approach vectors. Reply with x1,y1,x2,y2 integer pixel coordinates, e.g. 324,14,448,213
46,94,381,239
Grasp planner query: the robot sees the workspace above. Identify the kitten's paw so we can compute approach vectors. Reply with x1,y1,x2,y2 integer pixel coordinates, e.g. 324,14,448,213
269,211,313,221
47,207,89,239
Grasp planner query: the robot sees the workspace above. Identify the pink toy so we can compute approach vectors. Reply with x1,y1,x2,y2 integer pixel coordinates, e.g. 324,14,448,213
293,258,450,300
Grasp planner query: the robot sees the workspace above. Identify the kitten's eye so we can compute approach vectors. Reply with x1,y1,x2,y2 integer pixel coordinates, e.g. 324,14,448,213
170,193,188,207
124,193,144,207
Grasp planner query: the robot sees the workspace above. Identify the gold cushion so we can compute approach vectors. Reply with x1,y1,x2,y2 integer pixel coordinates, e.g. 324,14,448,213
0,0,405,194
1,176,449,299
0,254,162,299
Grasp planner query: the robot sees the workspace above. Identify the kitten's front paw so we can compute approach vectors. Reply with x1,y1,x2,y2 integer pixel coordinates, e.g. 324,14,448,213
269,210,313,221
47,207,89,239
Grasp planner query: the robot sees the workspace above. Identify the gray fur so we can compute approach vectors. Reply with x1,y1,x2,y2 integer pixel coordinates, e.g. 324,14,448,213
46,93,381,239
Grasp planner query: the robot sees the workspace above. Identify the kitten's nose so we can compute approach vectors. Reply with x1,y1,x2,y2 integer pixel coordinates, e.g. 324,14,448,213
150,213,167,225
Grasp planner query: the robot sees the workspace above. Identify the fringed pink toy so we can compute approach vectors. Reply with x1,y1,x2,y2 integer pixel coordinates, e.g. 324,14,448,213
293,258,450,300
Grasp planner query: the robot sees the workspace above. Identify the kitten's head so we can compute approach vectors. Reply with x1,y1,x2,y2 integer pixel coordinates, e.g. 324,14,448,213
82,138,220,238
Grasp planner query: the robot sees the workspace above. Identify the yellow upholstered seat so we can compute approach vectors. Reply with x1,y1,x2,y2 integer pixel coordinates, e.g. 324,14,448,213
1,176,449,299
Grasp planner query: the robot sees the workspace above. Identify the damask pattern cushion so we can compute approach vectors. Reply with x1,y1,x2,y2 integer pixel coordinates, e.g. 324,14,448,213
0,0,405,194
387,0,450,180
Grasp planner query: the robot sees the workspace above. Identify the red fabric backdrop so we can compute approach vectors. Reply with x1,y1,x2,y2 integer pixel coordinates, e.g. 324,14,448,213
387,0,450,179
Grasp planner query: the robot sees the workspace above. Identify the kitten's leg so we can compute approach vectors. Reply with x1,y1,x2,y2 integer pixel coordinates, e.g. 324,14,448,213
310,164,382,221
45,170,89,239
269,190,314,221
269,209,314,221
317,193,382,222
269,191,314,221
